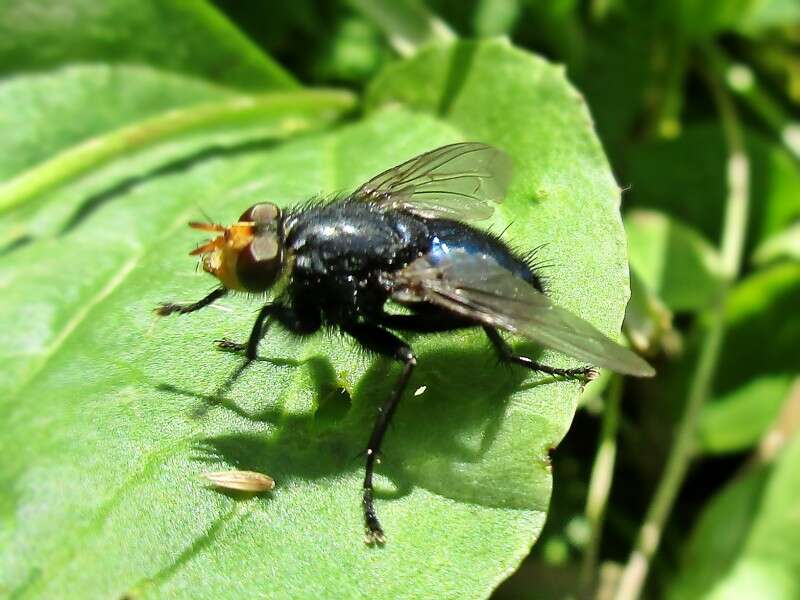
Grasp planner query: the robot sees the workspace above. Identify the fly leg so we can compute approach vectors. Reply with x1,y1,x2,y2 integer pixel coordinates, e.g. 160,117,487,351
155,287,227,316
216,303,275,359
484,326,597,380
217,304,321,393
341,322,416,545
217,303,321,360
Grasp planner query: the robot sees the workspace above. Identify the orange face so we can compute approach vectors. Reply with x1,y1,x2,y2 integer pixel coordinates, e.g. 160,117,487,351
189,203,283,293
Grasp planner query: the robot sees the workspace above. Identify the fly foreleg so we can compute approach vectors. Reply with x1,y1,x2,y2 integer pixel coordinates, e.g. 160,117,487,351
215,304,322,394
216,303,275,360
217,303,321,360
155,287,227,316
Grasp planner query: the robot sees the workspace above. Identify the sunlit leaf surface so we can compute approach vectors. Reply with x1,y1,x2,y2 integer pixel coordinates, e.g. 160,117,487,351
0,40,630,598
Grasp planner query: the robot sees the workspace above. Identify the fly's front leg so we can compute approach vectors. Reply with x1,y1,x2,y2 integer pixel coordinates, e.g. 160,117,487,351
217,303,321,360
215,303,275,359
215,304,321,394
155,287,227,316
484,327,598,380
341,322,416,545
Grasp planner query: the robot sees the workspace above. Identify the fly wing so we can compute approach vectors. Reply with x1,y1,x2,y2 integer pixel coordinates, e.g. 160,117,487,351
392,251,655,377
352,143,512,221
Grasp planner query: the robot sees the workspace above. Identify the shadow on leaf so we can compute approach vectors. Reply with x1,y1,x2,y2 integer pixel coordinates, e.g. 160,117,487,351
160,338,563,514
59,137,285,235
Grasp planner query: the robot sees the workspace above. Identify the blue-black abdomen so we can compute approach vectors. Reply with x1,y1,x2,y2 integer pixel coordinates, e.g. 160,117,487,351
424,218,543,291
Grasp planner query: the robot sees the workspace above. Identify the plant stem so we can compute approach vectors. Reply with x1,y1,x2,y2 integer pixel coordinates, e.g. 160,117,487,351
613,45,751,600
580,375,623,596
656,40,688,139
0,89,356,215
718,49,800,160
590,0,621,21
348,0,454,57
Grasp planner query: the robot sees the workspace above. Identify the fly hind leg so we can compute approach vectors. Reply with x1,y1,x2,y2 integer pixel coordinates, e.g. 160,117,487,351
341,322,416,545
484,326,597,380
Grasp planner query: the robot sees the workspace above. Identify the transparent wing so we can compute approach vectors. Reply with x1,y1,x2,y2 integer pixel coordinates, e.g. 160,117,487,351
392,251,655,377
353,142,513,221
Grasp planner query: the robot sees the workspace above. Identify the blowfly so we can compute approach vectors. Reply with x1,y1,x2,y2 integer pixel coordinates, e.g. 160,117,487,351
156,142,655,544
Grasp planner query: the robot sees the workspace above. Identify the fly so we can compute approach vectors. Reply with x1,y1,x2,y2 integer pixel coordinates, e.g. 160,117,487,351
156,142,655,544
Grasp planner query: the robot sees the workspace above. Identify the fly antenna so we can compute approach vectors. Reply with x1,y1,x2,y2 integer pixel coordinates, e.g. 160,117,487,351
189,221,225,232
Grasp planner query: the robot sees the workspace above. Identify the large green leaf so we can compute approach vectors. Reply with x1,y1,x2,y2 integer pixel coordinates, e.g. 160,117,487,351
0,65,232,182
0,0,296,90
669,465,771,600
670,432,800,600
0,64,354,240
0,40,629,598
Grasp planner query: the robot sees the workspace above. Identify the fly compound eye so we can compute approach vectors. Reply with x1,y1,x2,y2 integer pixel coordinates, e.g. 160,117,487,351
249,234,279,261
235,233,283,292
239,202,280,224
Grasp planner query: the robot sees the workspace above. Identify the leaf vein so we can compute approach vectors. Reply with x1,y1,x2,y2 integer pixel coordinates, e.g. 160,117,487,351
12,251,142,395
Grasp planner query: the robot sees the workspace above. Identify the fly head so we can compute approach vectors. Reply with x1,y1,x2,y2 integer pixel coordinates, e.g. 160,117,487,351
189,202,285,293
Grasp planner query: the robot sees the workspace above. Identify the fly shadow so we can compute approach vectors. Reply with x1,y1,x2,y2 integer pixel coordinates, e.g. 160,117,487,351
158,336,567,514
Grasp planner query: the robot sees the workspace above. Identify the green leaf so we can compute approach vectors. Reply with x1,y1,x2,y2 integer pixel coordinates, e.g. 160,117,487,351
472,0,523,36
661,0,800,37
1,87,355,218
753,222,800,266
0,65,230,182
728,0,800,35
669,465,771,600
670,432,800,600
625,209,725,312
0,0,296,90
699,263,800,453
626,123,800,256
0,40,629,598
0,65,354,239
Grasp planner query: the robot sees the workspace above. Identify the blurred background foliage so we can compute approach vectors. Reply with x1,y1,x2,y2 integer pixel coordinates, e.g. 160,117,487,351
1,0,798,598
